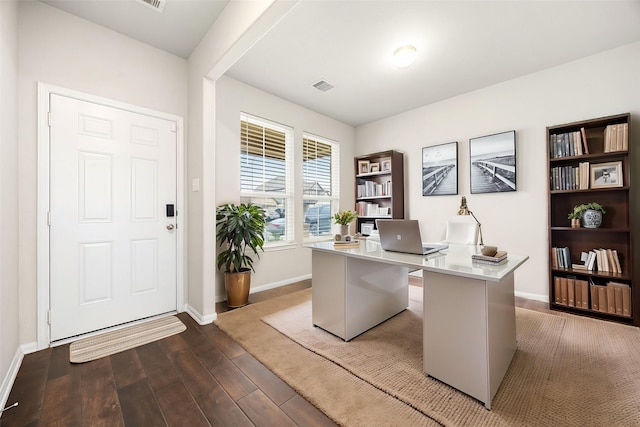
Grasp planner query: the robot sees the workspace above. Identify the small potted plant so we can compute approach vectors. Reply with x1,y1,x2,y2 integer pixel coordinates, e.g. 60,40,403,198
568,202,606,229
334,209,358,236
216,203,266,307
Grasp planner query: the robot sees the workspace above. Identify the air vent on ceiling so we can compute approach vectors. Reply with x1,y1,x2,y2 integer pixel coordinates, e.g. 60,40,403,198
312,80,334,92
137,0,166,13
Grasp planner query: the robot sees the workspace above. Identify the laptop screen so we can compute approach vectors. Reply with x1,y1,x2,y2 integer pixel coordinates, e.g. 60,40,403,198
377,219,447,255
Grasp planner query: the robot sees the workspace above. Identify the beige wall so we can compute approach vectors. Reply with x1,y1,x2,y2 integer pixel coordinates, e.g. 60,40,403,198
356,41,640,301
214,75,355,300
17,1,188,346
0,0,19,408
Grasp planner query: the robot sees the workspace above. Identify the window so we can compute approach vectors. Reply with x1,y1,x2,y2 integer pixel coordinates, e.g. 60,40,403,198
240,114,294,244
302,134,340,238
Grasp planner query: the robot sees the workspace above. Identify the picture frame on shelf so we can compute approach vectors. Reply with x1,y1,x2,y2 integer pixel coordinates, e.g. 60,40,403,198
422,141,458,196
381,158,392,172
470,130,516,194
591,161,623,188
358,160,370,174
370,162,380,173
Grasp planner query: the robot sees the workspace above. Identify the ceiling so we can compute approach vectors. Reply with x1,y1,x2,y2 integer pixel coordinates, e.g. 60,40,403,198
40,1,640,127
39,0,229,58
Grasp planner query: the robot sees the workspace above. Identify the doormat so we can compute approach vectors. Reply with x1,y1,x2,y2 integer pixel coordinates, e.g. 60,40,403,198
69,315,186,363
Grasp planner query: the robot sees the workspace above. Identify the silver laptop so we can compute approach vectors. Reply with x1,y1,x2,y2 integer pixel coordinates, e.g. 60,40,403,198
377,219,448,255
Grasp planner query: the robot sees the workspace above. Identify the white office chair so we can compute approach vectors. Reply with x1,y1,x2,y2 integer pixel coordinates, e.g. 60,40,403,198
443,216,479,245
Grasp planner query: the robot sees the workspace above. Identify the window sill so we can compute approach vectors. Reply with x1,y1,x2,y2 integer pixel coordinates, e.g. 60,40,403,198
264,241,297,252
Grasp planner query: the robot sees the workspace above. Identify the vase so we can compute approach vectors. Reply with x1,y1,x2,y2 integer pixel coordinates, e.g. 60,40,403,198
581,209,602,228
340,224,349,236
570,218,581,228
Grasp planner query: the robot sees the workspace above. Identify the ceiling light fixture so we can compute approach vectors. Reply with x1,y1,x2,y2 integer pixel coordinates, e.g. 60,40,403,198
392,45,417,68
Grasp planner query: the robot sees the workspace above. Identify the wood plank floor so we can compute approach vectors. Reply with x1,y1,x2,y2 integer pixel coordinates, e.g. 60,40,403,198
1,278,550,427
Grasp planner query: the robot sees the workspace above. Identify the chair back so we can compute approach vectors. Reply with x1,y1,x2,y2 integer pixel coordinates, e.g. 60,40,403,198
444,217,479,245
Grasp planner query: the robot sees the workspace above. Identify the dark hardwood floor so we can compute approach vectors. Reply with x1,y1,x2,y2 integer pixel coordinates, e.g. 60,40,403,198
1,278,550,427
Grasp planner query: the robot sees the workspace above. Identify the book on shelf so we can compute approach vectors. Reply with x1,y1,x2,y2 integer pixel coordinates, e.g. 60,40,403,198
580,127,589,154
604,123,628,152
550,130,585,158
552,247,570,269
589,280,631,316
607,281,632,317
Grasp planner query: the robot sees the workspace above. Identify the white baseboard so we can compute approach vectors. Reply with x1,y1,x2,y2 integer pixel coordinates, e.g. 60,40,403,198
184,304,217,325
215,274,312,303
0,347,23,414
20,342,38,355
515,290,548,303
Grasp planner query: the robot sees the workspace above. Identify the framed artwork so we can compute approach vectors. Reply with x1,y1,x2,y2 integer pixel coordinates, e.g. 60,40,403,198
370,162,380,173
470,130,516,194
591,161,623,188
381,158,392,172
422,142,458,196
358,160,370,174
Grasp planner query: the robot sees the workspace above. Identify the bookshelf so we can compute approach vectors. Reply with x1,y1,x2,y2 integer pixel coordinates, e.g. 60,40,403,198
354,150,404,234
547,113,638,326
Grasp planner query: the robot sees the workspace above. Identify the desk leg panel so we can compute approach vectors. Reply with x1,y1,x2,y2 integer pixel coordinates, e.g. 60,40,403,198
311,251,409,341
312,251,347,339
487,273,517,405
423,271,489,406
345,258,409,341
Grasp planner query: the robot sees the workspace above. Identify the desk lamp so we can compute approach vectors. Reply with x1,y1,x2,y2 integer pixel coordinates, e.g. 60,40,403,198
457,196,484,246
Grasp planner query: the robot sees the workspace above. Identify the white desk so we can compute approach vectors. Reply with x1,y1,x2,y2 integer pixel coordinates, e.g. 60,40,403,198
306,240,528,409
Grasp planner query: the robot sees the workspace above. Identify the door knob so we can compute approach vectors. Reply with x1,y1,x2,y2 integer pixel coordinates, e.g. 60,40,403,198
167,224,175,230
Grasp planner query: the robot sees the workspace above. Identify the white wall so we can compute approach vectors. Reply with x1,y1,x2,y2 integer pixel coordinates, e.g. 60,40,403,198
0,0,20,410
356,41,640,301
17,1,188,346
186,0,295,320
215,75,355,300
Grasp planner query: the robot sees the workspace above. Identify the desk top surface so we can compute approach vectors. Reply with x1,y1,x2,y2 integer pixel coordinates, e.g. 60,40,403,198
306,241,528,282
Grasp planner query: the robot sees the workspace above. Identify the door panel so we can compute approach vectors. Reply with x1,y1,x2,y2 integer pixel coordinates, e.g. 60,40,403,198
49,94,177,341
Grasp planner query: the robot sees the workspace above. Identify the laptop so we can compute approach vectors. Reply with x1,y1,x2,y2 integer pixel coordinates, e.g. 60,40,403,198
377,219,448,255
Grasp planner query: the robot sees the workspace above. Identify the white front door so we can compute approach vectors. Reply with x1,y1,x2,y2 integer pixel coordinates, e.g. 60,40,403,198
49,94,178,341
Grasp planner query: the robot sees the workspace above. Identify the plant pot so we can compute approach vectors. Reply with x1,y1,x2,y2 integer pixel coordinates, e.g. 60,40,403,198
581,209,602,228
224,269,251,308
571,218,581,228
340,224,349,236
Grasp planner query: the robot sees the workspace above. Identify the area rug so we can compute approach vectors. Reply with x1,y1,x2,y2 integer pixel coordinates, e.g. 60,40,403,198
69,315,186,363
215,286,640,426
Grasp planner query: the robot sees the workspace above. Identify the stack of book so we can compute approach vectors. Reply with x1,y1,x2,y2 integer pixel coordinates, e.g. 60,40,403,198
472,251,508,265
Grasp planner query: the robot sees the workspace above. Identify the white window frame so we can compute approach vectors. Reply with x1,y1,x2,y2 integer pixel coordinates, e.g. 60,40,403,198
302,132,340,241
240,113,295,246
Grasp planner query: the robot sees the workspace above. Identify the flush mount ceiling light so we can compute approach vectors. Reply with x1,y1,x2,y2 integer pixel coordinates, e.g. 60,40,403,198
392,45,417,68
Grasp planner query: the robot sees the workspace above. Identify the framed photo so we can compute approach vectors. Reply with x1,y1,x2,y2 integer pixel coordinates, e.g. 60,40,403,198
470,130,516,194
358,160,370,174
422,142,458,196
381,158,392,172
591,161,623,188
370,162,380,173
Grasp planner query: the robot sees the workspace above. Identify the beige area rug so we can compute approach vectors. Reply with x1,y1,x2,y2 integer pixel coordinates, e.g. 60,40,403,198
215,286,640,427
69,315,185,363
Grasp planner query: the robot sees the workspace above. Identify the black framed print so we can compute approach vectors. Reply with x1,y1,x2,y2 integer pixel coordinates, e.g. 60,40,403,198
422,142,458,196
470,130,516,194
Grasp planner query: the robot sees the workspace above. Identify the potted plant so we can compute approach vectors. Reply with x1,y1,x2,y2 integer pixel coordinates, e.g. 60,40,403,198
216,203,266,307
568,202,606,229
334,209,358,236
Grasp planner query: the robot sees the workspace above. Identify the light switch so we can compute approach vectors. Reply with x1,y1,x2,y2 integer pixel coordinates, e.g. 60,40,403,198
192,178,200,192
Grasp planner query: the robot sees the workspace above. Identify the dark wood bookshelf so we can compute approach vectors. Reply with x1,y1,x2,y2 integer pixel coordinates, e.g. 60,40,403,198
547,112,638,326
354,150,404,234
